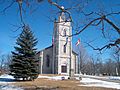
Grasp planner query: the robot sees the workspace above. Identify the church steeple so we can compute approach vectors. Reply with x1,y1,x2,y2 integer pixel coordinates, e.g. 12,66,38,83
37,6,77,76
58,6,66,22
58,12,66,22
53,7,72,74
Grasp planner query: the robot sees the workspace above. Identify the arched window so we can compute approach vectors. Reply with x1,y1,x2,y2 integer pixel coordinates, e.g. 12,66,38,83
46,55,50,67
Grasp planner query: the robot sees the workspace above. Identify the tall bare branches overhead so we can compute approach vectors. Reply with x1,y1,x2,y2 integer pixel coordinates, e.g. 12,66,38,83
47,0,120,51
0,0,120,51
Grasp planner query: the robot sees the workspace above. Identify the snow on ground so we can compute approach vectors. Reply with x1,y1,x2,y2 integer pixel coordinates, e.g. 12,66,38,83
82,75,107,79
0,85,23,90
83,74,120,80
75,74,120,80
38,75,69,80
38,75,50,79
49,76,69,80
80,77,120,89
0,74,23,90
108,76,120,80
0,74,69,90
0,74,15,79
38,75,120,89
0,74,15,84
0,74,120,90
75,74,107,80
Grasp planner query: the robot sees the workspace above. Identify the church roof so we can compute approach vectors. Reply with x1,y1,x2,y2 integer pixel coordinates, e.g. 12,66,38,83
37,45,53,54
72,50,78,55
37,45,78,56
44,45,53,50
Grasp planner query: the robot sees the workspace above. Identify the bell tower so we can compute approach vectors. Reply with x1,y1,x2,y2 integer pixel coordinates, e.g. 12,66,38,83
52,11,72,75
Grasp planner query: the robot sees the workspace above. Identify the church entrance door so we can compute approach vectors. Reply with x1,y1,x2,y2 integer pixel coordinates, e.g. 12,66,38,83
61,66,67,73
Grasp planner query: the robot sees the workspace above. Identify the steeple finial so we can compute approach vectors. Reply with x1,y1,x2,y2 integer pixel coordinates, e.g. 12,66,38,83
61,6,64,10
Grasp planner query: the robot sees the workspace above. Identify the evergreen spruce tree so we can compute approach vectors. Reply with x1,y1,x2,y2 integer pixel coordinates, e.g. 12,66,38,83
9,25,39,81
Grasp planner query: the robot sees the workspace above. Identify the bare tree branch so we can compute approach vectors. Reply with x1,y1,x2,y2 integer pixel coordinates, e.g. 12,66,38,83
91,19,102,26
65,3,81,10
48,0,64,11
48,0,72,22
9,24,23,32
71,17,102,37
1,0,119,51
101,20,106,37
81,11,93,16
85,38,120,51
17,0,25,25
103,17,120,34
0,0,15,14
106,12,120,16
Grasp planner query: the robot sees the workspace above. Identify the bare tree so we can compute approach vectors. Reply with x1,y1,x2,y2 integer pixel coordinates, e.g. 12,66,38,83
112,47,120,75
0,55,5,74
0,54,12,74
103,59,116,76
77,44,90,74
1,0,119,50
87,57,117,76
82,59,95,75
47,0,120,51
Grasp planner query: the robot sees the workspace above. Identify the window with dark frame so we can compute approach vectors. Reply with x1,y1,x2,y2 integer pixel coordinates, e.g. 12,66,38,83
63,29,67,36
63,45,66,53
46,55,50,67
61,66,67,73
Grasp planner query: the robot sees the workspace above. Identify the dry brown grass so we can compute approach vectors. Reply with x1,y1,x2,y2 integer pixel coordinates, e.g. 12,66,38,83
11,77,117,90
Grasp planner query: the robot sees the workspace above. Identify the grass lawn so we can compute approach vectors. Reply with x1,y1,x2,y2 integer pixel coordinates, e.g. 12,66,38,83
11,77,116,90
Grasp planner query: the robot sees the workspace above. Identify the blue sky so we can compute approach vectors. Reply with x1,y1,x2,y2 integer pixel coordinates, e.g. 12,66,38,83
0,0,119,60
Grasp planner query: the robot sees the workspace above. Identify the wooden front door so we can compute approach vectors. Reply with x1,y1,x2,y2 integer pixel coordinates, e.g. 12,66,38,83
61,66,67,73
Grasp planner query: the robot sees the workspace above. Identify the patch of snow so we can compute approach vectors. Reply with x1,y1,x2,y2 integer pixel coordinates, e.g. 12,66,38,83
75,73,83,76
0,74,15,84
49,76,69,80
80,78,120,89
77,74,120,81
80,74,120,81
75,77,80,80
0,74,15,79
83,75,107,79
0,85,23,90
108,76,120,80
38,75,50,79
38,75,69,80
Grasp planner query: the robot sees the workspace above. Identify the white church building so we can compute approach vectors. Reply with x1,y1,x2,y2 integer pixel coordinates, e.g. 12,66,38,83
37,12,78,75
